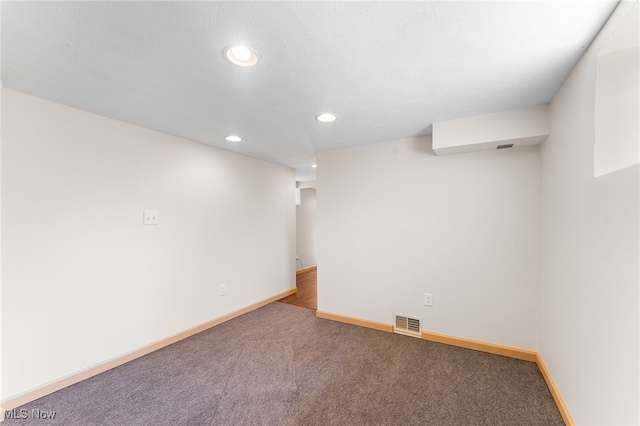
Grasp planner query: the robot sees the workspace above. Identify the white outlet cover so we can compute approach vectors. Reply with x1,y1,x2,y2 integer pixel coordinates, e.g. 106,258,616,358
143,210,160,225
424,293,433,307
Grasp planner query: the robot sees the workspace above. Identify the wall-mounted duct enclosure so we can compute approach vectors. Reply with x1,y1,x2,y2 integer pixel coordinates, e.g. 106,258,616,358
432,105,550,155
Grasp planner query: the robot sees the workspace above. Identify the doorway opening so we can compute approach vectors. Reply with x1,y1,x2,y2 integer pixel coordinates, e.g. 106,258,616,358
280,186,317,310
279,266,317,310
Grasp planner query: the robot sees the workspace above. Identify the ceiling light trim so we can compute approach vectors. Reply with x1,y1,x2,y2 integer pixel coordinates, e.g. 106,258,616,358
223,45,260,67
316,113,337,123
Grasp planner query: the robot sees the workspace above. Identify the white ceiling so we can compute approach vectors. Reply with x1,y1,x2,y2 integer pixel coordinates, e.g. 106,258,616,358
1,1,618,181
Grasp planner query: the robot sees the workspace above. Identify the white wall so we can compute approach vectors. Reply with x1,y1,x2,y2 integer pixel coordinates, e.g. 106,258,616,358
594,46,639,176
0,79,4,404
296,188,317,269
539,2,639,424
1,88,295,399
317,136,540,349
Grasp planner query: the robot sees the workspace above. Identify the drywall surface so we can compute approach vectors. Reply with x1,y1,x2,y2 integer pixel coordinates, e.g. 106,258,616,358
433,105,549,155
539,3,640,424
317,136,540,349
1,88,295,399
296,188,317,269
594,46,639,176
0,81,4,405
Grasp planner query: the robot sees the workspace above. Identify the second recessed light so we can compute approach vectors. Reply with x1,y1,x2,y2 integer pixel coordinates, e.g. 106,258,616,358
316,113,336,123
225,135,242,142
223,45,259,67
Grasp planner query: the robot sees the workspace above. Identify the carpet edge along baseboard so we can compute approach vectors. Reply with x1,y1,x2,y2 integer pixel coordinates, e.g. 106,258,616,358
536,353,575,426
315,310,394,333
421,330,538,362
0,287,298,413
315,309,574,426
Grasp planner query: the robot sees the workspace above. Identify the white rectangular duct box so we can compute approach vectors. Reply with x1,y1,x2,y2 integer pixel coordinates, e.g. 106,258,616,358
432,105,550,155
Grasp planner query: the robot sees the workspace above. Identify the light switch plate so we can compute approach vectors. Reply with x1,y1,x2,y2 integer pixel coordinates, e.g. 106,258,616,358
143,210,160,225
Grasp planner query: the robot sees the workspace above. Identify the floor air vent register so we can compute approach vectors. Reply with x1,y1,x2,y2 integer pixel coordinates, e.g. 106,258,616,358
393,313,422,338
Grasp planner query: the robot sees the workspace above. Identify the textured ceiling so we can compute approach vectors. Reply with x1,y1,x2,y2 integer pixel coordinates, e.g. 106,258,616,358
1,1,618,181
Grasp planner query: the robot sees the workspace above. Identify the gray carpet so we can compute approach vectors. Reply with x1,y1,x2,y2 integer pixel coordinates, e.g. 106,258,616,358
211,339,298,426
4,302,564,425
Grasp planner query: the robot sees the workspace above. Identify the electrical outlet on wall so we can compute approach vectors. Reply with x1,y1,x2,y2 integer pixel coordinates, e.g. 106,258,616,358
220,284,226,296
424,293,433,307
143,210,160,225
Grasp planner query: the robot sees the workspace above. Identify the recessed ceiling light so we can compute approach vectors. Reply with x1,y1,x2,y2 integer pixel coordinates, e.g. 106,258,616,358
223,45,259,67
312,164,317,168
225,135,242,142
316,113,336,123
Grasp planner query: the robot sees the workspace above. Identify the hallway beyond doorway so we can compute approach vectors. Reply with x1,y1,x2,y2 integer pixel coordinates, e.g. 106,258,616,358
279,267,317,310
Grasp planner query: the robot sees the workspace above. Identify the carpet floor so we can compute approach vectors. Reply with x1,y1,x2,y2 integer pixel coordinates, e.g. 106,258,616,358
5,302,564,425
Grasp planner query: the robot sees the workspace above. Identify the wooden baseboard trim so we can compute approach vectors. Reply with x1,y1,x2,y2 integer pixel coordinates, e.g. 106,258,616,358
536,354,574,426
0,287,297,413
296,265,317,275
316,310,394,333
421,330,538,362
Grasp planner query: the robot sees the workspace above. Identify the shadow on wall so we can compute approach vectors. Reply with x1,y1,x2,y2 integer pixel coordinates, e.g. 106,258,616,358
410,124,437,156
410,134,437,156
